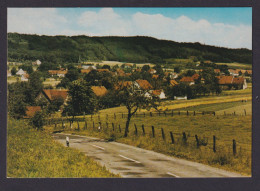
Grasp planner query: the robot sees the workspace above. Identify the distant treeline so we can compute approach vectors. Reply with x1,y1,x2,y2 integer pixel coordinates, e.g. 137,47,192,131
8,33,252,64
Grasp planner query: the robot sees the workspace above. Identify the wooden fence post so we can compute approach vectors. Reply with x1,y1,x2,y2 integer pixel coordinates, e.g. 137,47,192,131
77,120,80,131
178,111,180,115
187,111,189,116
83,112,85,120
134,124,138,135
119,125,121,133
98,115,100,121
114,113,116,119
195,135,199,148
54,122,57,129
234,111,236,116
182,132,187,145
202,111,205,115
170,132,174,144
224,111,226,116
91,115,93,121
106,114,108,120
151,126,155,137
161,128,165,141
112,123,115,131
194,111,196,116
142,124,145,135
233,139,237,156
85,121,87,130
93,121,95,129
244,109,246,116
213,135,216,153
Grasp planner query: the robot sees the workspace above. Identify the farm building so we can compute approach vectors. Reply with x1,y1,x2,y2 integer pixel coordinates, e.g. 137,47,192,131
217,76,247,89
82,65,96,70
48,70,68,77
134,79,153,90
152,89,167,99
21,73,29,81
148,69,156,74
24,106,41,118
81,69,92,74
114,81,133,90
36,89,68,104
169,80,178,87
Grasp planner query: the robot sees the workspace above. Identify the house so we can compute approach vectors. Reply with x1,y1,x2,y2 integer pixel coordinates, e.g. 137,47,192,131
228,69,239,76
174,96,187,100
36,89,68,104
115,69,125,76
48,70,68,77
152,89,166,99
7,70,11,77
152,75,159,79
245,70,252,76
114,81,133,90
32,60,41,66
170,80,178,87
165,72,178,79
91,86,108,97
21,73,29,81
180,77,195,85
16,69,26,76
134,79,153,90
148,69,156,74
217,76,247,89
97,69,110,73
81,69,92,74
82,65,96,70
124,63,132,68
24,106,41,118
214,69,221,74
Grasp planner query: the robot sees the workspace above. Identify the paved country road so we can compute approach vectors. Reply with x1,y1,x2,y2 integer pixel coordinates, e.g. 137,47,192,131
53,133,246,178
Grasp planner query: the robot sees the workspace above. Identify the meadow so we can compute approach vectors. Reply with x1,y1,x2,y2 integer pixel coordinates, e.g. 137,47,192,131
7,118,119,178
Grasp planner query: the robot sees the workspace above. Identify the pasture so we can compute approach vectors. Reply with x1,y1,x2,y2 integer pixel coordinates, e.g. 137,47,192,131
215,62,252,69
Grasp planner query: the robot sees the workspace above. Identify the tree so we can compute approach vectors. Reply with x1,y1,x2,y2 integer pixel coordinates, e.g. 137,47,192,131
11,67,17,75
117,85,159,137
30,111,45,130
141,65,150,73
63,79,97,119
102,65,111,70
47,96,64,113
174,66,181,73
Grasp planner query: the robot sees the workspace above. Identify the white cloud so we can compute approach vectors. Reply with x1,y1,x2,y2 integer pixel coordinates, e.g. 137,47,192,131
8,8,67,35
7,8,252,49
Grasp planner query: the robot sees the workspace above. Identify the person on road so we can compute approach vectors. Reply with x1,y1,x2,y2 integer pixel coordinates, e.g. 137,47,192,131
66,136,70,147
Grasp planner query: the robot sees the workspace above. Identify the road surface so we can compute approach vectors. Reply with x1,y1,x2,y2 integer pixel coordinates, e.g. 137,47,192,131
53,133,245,178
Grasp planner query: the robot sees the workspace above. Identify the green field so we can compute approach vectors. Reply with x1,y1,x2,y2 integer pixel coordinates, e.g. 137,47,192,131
7,119,119,178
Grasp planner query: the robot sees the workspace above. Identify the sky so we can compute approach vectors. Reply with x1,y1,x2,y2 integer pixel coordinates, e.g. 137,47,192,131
7,8,252,49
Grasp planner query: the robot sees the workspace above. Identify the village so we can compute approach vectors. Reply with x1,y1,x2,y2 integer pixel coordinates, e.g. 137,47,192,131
7,59,252,119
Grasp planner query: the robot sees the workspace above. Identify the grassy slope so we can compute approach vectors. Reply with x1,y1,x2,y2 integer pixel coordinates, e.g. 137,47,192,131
7,119,119,178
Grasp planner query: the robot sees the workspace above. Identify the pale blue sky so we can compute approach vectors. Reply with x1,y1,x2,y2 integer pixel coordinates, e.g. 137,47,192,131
8,8,252,49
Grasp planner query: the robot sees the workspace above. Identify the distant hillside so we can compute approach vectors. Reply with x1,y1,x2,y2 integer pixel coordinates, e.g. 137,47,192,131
8,33,252,65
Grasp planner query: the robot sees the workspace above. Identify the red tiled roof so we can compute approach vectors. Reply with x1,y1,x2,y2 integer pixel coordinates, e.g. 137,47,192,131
214,69,221,73
170,80,178,86
97,69,110,72
152,75,159,79
191,73,200,80
216,76,234,84
114,81,133,90
232,77,245,85
91,86,108,97
43,89,68,101
24,106,41,118
81,69,91,74
180,76,194,83
246,70,252,74
135,79,153,90
152,89,162,96
48,70,68,75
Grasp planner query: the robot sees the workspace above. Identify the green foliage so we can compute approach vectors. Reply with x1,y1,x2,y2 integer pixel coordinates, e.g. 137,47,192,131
47,97,64,113
7,118,118,177
8,33,252,64
11,67,17,75
63,79,97,116
30,111,45,130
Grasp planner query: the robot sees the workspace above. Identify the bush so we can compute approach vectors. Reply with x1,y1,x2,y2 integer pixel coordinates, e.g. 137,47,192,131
30,111,45,130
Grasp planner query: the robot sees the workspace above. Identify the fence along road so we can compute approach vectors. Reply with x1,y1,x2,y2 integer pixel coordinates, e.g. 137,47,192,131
53,133,246,178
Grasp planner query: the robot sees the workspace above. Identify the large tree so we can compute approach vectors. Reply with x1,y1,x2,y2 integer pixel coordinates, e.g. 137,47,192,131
117,85,159,137
63,79,97,119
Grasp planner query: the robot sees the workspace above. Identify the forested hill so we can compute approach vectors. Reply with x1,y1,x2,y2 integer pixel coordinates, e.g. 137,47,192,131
8,33,252,64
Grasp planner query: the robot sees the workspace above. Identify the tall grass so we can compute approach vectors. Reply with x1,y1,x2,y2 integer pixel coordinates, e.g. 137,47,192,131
7,118,119,178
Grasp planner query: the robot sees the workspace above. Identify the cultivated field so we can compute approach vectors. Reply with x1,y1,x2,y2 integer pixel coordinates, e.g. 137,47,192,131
215,62,252,69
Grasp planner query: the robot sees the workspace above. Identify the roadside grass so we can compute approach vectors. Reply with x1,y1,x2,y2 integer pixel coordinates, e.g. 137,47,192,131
7,118,119,178
53,114,251,175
